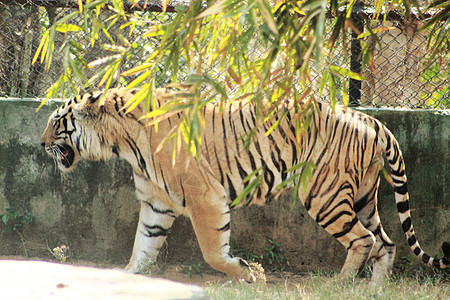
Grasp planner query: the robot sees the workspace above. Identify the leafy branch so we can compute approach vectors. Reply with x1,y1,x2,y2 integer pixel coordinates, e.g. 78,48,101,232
1,208,33,257
31,0,449,203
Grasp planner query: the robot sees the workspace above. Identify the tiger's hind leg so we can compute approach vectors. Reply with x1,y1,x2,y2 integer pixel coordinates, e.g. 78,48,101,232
311,187,376,282
355,171,396,288
188,192,261,283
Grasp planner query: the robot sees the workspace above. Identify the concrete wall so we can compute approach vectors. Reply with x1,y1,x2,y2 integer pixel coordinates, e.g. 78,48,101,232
0,99,448,273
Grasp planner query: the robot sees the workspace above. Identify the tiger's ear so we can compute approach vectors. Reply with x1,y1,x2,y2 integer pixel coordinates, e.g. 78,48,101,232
73,91,104,120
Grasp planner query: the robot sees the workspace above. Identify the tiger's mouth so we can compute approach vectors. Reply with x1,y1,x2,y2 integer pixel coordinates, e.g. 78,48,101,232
53,144,75,169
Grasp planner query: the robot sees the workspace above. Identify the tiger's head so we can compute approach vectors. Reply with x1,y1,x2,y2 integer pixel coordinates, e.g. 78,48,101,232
40,88,141,171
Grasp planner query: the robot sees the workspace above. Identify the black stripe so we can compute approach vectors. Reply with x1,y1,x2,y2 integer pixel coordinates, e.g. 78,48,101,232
367,205,377,219
248,151,257,171
227,175,237,202
160,168,169,194
235,157,248,182
214,146,224,186
321,210,353,229
291,140,298,167
315,182,353,221
89,93,101,103
112,145,119,156
372,224,381,236
142,224,169,237
346,234,373,250
180,180,186,207
397,201,410,213
228,105,240,154
422,253,430,264
413,246,421,255
222,117,231,170
270,151,280,172
408,235,417,246
254,139,262,156
125,136,149,178
316,198,352,224
392,177,404,184
432,259,440,268
114,97,120,112
217,222,231,232
385,130,391,153
144,201,175,217
402,217,412,232
354,184,376,213
390,165,405,177
442,257,450,265
388,143,399,165
280,158,288,181
332,216,359,239
239,108,248,131
304,167,335,212
212,105,216,133
249,106,256,126
395,182,408,195
262,162,275,197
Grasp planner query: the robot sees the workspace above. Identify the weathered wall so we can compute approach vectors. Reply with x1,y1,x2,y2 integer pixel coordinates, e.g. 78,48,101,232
0,100,448,274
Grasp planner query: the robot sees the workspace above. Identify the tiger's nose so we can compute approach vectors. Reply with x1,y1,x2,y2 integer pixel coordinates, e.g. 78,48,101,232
40,141,45,148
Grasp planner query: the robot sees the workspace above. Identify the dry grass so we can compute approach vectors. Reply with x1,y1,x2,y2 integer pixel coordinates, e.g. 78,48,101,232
205,271,449,300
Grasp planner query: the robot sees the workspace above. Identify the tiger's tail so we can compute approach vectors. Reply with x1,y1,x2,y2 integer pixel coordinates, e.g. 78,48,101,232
383,126,449,269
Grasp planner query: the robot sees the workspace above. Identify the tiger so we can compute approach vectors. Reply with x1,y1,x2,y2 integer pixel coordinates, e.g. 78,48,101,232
40,87,449,286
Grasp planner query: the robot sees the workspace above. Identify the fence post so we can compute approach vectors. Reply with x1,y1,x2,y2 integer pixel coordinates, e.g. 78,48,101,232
349,1,364,106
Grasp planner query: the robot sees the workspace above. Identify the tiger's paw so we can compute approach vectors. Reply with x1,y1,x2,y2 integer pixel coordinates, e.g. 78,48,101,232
249,262,266,283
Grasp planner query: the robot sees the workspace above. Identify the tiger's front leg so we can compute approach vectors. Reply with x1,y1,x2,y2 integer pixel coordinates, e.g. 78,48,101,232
125,201,176,273
188,192,264,283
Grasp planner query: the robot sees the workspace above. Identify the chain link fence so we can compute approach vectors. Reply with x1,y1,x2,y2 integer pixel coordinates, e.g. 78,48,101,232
0,0,448,108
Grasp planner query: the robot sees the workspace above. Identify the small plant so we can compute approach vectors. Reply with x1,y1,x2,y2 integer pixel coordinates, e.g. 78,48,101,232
181,262,207,279
137,257,157,276
229,238,261,263
1,208,33,234
262,236,290,271
50,245,70,263
0,208,33,257
362,264,373,279
398,256,412,270
230,237,290,272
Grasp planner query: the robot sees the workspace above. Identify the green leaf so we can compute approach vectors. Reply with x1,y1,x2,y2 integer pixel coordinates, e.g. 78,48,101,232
1,226,12,234
357,26,396,39
32,30,48,65
256,0,279,36
230,172,262,207
55,24,82,33
1,214,9,225
330,65,366,80
143,25,166,38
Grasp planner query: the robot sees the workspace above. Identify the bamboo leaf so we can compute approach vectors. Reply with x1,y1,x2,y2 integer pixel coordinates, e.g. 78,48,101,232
357,27,396,39
83,0,109,10
121,63,153,77
55,24,82,33
102,44,128,52
330,65,366,80
87,55,121,68
196,0,226,19
256,0,279,36
143,25,166,38
32,30,48,65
